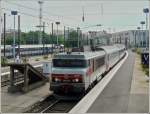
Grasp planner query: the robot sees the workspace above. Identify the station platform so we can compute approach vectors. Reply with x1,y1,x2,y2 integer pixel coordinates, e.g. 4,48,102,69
87,51,148,113
1,82,52,113
70,50,149,113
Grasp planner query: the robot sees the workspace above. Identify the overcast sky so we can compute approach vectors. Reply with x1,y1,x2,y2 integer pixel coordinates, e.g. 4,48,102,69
1,0,149,33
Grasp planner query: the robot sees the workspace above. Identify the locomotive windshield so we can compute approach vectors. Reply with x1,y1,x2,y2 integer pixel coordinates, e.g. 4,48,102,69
53,59,87,68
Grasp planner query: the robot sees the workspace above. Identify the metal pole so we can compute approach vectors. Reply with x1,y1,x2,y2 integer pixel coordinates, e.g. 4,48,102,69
87,35,88,45
68,27,69,48
146,13,148,30
77,28,79,48
51,23,53,54
140,25,143,47
38,1,43,44
135,31,136,48
43,22,45,55
146,13,148,48
13,15,16,62
56,24,58,45
18,15,20,57
4,13,6,57
64,26,65,52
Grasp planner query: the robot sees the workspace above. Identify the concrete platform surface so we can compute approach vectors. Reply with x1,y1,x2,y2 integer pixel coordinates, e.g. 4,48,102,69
87,50,149,113
1,82,52,113
127,53,149,113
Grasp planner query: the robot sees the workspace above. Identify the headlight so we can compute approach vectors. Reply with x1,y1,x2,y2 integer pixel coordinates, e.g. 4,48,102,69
54,78,61,82
72,78,79,83
75,78,79,82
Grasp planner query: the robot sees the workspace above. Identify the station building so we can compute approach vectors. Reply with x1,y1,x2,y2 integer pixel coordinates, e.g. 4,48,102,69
111,30,149,48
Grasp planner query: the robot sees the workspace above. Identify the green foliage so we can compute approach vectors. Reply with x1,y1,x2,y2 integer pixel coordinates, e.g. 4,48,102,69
2,31,65,45
66,31,78,48
1,57,8,67
135,48,141,55
35,58,39,61
141,64,149,77
43,55,48,59
22,57,29,63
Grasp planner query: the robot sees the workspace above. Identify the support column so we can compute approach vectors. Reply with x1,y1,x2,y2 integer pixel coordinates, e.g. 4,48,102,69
8,66,17,93
23,65,29,92
10,66,14,87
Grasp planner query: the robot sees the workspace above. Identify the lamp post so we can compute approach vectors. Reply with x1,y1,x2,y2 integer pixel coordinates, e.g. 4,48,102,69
143,8,149,30
140,21,145,47
77,27,80,48
3,13,6,57
143,8,149,48
137,27,140,47
55,21,60,45
11,11,18,62
140,21,145,30
64,26,65,52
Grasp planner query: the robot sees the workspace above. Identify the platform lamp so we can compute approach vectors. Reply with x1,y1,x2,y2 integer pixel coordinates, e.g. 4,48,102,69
143,8,149,30
11,11,18,62
77,27,80,48
140,21,145,47
137,27,141,48
143,8,149,48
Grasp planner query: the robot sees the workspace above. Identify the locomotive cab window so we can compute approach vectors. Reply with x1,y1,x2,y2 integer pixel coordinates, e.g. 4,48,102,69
53,59,88,68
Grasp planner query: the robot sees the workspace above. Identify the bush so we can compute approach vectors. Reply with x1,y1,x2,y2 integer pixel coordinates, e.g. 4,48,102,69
1,57,8,67
145,69,149,76
43,55,48,59
135,48,141,55
35,58,39,61
22,57,29,63
141,64,149,77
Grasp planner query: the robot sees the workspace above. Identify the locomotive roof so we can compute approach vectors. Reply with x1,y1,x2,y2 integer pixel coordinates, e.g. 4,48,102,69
53,51,105,60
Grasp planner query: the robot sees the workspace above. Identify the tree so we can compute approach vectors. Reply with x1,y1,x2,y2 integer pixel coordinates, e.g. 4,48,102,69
66,30,78,47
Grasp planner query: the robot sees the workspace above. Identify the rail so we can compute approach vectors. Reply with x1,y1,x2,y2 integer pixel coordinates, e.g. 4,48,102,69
25,95,78,113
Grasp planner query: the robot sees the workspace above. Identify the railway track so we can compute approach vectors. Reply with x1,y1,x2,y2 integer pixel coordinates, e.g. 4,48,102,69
41,99,77,113
25,95,78,113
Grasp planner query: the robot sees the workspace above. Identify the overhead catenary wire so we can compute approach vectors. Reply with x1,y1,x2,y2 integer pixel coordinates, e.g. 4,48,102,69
2,7,77,29
3,0,81,23
2,0,146,32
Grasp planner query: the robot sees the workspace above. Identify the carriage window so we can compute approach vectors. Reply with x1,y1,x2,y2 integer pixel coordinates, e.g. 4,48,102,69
53,59,87,68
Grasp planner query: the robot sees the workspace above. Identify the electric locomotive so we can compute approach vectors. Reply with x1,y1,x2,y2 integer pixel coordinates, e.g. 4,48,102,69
50,44,126,96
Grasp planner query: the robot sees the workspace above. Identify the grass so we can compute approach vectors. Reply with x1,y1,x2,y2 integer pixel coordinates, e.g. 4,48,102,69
22,57,29,63
43,55,48,59
135,48,141,55
1,57,8,67
141,64,149,77
35,58,39,61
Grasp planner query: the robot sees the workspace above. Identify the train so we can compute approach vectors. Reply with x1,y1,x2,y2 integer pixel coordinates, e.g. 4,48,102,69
1,44,64,58
50,44,126,97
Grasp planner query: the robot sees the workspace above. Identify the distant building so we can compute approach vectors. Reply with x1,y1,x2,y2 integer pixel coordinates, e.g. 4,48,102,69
111,30,149,48
88,31,112,46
